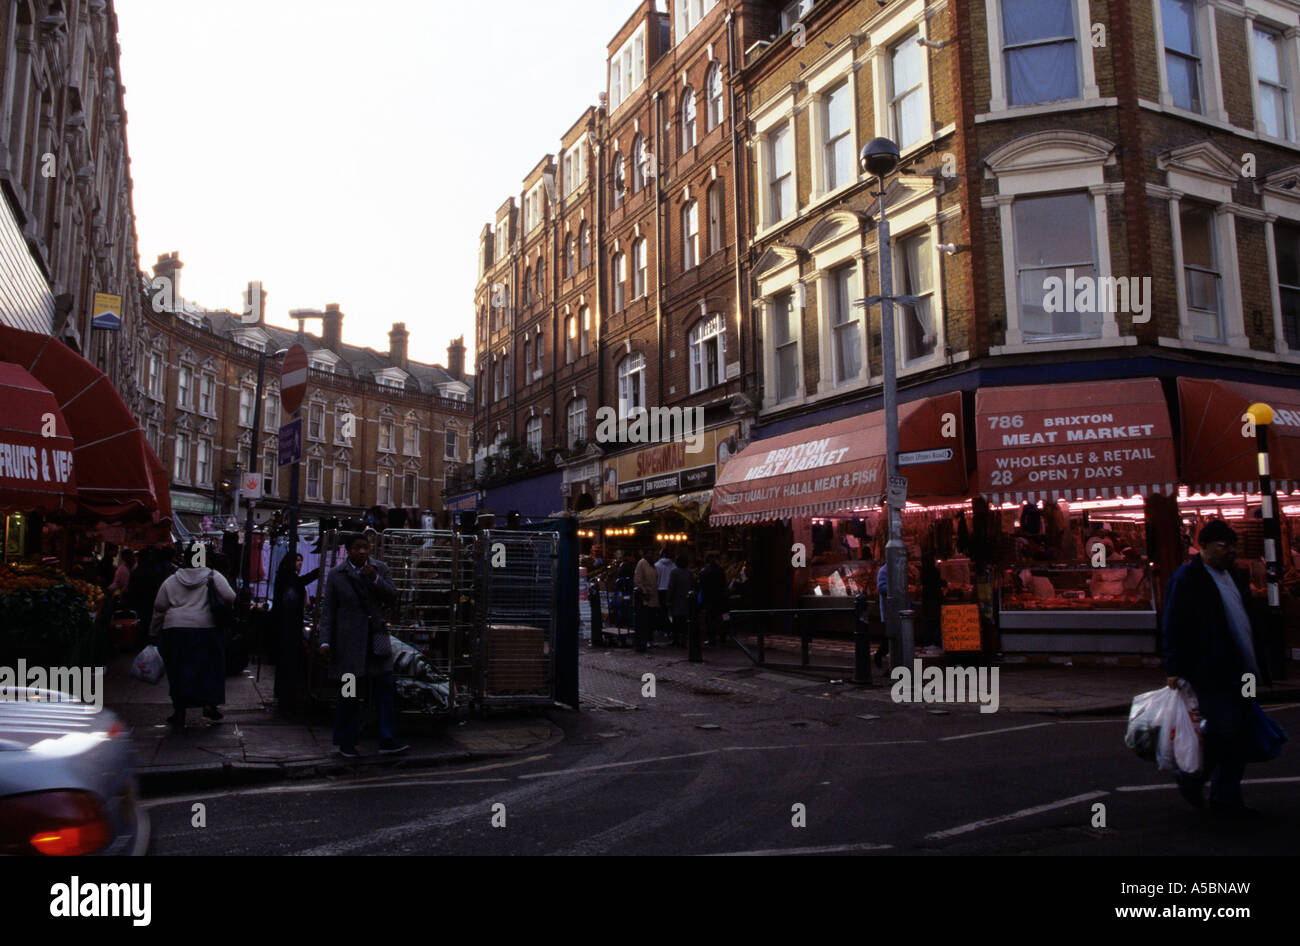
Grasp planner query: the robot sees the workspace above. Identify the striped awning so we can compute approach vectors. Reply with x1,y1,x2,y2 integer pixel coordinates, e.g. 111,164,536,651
975,379,1178,505
1179,377,1300,496
710,393,966,526
578,500,642,523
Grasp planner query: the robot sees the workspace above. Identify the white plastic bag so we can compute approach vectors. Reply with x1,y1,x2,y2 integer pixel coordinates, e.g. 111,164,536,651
1128,681,1201,774
131,644,165,684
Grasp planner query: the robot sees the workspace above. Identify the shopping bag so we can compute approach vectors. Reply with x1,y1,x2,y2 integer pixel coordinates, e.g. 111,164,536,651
130,644,165,684
1243,700,1288,763
1155,683,1201,775
1125,687,1173,762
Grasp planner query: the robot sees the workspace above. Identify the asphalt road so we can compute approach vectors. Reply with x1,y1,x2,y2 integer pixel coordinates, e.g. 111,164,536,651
142,670,1300,856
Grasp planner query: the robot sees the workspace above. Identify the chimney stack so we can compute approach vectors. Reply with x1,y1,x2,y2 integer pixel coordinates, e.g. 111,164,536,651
447,335,465,380
152,251,182,312
321,303,344,353
389,322,410,371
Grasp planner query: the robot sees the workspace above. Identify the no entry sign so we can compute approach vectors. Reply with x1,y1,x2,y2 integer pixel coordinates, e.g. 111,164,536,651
280,343,308,415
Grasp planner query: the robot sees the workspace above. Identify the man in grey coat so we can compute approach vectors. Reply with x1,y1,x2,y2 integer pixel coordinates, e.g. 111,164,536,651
318,534,408,758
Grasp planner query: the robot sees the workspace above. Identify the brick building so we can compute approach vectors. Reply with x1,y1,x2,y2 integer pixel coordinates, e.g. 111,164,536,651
0,0,144,387
136,252,473,534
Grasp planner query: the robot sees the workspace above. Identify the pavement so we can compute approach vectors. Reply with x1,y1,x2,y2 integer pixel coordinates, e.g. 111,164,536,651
103,654,563,794
107,633,1300,794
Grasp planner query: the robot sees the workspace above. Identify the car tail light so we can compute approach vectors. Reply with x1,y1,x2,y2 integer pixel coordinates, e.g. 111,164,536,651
0,790,113,855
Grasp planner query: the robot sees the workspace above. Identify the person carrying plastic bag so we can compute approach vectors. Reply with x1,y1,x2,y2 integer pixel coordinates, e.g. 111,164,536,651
130,644,165,684
1160,520,1287,819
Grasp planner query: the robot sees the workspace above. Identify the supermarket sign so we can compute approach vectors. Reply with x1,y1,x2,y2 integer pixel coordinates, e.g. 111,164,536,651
602,424,739,503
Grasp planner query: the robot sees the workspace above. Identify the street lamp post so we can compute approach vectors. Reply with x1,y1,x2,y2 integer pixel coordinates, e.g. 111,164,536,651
241,347,289,608
854,136,918,679
1247,402,1286,681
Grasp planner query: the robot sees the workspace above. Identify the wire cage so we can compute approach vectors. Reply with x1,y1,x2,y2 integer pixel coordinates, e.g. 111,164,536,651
375,529,475,716
472,529,560,706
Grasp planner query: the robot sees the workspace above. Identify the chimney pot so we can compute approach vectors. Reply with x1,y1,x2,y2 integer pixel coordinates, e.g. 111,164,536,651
321,306,344,353
389,322,410,371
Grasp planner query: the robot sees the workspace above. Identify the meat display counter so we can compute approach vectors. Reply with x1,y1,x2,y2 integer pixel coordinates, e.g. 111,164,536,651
995,562,1158,653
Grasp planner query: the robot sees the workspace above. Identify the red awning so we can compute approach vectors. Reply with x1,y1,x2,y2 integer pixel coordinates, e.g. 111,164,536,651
710,392,966,525
0,325,171,523
0,362,78,513
1178,377,1300,495
975,378,1177,504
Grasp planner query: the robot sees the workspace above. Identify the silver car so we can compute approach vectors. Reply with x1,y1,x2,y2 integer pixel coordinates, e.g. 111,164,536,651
0,689,149,856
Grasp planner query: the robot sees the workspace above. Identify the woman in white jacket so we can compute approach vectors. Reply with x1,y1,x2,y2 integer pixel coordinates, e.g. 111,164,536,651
151,544,236,729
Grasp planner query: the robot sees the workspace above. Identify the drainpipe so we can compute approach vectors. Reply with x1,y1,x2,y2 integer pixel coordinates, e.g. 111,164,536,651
654,89,666,410
726,10,748,391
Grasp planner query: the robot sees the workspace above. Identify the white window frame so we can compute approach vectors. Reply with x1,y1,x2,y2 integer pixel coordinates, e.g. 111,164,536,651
681,87,697,153
633,238,647,298
613,251,627,311
689,312,726,393
147,352,164,400
333,463,350,503
239,385,255,428
612,150,625,208
633,135,648,193
566,313,577,364
195,438,212,487
263,391,280,433
262,451,277,497
707,61,724,130
683,199,699,270
870,2,934,156
1261,170,1300,360
770,290,802,406
766,122,794,227
1158,141,1249,352
609,24,647,112
525,416,543,457
198,373,215,416
379,418,396,453
404,471,418,507
707,183,724,254
308,402,325,442
984,0,1100,117
1246,13,1300,144
403,415,419,456
984,131,1129,355
618,352,646,419
177,364,193,411
307,458,323,501
173,436,191,483
678,0,719,39
526,182,545,233
580,305,591,355
566,232,576,277
1152,0,1226,122
580,222,591,268
810,216,872,396
568,397,587,448
895,228,942,368
825,262,865,387
445,429,458,460
377,468,394,506
1178,201,1225,343
534,327,544,378
807,48,858,203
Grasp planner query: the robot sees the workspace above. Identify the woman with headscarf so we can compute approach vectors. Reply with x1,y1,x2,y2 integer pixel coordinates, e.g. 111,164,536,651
272,551,320,713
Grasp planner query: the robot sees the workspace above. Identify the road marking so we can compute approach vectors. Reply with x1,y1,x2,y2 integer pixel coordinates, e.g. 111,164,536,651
1057,719,1125,724
1116,774,1300,793
938,722,1055,742
705,842,894,856
720,740,926,751
142,776,514,807
925,791,1110,840
519,750,718,779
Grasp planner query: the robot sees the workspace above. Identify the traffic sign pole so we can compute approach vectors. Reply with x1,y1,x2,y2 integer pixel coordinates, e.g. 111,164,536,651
281,343,309,583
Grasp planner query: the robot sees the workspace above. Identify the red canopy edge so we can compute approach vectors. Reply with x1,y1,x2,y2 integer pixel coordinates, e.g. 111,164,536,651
709,392,966,525
1178,377,1300,495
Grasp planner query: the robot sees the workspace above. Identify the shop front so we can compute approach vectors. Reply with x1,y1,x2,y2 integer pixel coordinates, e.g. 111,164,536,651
974,378,1179,654
711,393,970,642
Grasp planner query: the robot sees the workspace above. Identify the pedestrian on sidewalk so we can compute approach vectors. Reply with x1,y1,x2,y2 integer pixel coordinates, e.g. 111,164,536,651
699,553,728,646
318,533,408,758
655,547,674,641
666,554,695,649
272,552,320,715
106,548,135,603
1163,519,1264,819
633,549,659,652
151,543,235,729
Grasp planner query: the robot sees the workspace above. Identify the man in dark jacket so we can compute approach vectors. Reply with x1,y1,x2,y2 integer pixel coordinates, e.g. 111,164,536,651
698,554,728,646
1162,520,1261,818
318,534,407,758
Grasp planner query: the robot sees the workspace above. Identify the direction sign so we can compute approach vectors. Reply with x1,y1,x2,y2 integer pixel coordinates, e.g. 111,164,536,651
898,447,954,466
886,474,908,508
279,418,303,467
280,343,308,415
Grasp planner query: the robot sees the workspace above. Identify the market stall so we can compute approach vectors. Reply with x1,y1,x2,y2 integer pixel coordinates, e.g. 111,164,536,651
974,378,1178,653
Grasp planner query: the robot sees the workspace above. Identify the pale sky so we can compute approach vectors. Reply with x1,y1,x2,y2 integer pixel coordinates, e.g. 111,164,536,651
115,0,635,367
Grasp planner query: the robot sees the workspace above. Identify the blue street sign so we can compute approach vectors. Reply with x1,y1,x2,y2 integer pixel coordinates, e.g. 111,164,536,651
278,417,302,467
